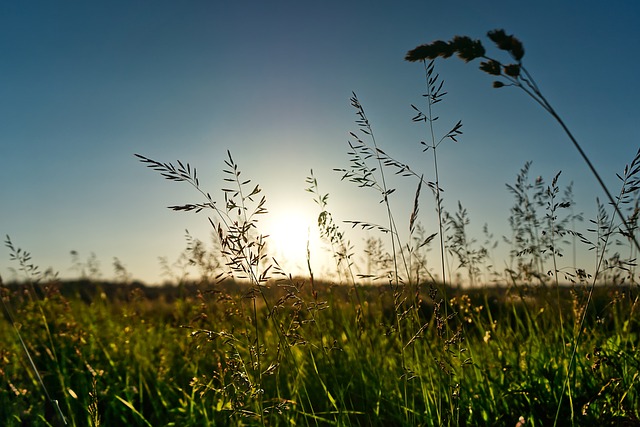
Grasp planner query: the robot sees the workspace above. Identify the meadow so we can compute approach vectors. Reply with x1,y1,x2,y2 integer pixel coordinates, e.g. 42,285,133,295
1,30,639,426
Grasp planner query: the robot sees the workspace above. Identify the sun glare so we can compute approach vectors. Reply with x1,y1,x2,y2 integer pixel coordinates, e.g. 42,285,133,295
263,209,322,276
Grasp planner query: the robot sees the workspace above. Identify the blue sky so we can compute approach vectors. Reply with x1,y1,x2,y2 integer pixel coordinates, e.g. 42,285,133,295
2,1,639,284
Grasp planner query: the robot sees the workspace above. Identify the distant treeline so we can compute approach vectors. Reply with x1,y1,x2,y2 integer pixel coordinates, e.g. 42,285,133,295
3,278,636,318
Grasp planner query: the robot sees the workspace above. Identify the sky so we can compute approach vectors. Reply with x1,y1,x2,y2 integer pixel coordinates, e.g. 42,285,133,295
2,1,639,285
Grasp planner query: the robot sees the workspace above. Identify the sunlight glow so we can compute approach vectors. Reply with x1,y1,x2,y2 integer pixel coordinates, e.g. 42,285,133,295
263,209,323,277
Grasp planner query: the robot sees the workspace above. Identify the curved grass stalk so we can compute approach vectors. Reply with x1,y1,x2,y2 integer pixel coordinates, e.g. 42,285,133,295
405,29,640,255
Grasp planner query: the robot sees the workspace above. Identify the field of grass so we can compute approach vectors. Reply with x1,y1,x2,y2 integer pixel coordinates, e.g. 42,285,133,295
1,278,638,426
2,31,639,426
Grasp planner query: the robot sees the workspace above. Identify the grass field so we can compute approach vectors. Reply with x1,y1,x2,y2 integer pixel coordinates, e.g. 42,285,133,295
2,32,639,426
1,278,638,426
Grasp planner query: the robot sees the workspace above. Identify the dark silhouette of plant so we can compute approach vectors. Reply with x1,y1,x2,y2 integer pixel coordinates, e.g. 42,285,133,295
405,29,640,255
335,93,409,287
305,170,365,327
69,250,102,281
305,170,358,286
136,151,285,424
504,162,576,285
331,64,471,424
558,149,640,426
444,201,488,287
407,30,640,426
112,257,133,284
411,60,463,292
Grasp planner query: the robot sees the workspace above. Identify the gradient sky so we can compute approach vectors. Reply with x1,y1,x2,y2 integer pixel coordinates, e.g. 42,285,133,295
2,1,639,284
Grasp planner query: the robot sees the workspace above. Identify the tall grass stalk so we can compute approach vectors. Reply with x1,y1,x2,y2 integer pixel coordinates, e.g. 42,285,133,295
405,28,640,256
411,59,466,423
335,92,418,421
407,31,640,426
417,60,462,291
557,149,640,425
2,236,68,425
332,60,474,424
136,151,295,424
305,170,363,313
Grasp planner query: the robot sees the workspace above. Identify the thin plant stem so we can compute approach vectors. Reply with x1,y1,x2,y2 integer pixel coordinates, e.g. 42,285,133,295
517,68,640,254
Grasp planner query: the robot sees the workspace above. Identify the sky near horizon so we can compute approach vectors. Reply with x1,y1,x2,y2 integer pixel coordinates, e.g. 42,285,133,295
2,1,639,284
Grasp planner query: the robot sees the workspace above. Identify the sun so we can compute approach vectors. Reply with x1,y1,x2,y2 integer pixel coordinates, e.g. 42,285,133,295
263,209,322,276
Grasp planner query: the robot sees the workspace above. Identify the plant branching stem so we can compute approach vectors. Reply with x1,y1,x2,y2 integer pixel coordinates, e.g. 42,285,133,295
511,65,640,254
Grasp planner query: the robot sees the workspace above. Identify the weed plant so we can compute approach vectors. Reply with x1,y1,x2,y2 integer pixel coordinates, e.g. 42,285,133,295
1,31,639,427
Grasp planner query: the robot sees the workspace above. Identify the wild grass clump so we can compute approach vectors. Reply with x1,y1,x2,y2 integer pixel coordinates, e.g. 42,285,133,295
1,30,639,426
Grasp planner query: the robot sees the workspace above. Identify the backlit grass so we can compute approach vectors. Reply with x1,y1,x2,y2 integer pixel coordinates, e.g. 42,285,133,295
2,30,639,426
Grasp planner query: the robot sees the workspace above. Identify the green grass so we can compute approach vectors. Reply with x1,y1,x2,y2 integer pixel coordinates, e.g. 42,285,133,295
2,30,640,426
1,280,638,426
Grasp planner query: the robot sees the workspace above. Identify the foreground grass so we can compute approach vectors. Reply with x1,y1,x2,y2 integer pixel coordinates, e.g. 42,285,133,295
1,279,638,426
